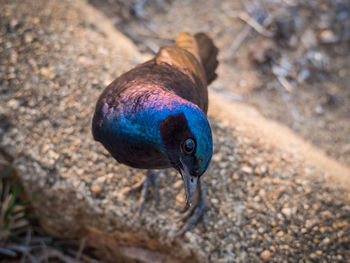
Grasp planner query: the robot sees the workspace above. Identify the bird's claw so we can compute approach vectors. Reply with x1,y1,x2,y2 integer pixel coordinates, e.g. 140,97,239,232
177,180,208,236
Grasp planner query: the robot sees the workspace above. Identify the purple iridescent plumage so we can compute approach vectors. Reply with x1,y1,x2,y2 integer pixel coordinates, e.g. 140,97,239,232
92,60,212,171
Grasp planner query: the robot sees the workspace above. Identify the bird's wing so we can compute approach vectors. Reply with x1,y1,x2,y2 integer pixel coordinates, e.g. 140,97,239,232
155,49,207,87
155,33,209,112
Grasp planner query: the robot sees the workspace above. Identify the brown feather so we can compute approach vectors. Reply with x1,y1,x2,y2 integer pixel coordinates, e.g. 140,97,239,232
154,32,218,114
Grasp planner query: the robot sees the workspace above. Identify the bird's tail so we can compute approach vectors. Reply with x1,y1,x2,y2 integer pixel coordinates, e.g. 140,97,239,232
194,33,218,84
175,32,218,84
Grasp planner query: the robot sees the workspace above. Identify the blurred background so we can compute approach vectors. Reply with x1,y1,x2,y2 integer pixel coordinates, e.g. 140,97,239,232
89,0,350,166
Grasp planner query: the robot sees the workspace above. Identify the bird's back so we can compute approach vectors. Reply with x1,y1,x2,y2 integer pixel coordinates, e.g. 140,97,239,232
155,32,218,113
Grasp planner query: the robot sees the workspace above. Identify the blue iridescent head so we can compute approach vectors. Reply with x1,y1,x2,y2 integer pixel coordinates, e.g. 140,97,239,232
159,103,212,205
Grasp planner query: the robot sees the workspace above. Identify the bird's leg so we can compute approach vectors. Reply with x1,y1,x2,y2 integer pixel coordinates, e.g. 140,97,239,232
128,169,160,214
177,179,208,236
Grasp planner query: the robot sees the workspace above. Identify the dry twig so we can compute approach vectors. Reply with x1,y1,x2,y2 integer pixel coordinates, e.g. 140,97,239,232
276,75,294,92
228,11,273,37
224,7,273,57
228,24,251,56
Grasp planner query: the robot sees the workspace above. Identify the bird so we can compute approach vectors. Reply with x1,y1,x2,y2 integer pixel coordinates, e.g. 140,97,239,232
92,32,218,234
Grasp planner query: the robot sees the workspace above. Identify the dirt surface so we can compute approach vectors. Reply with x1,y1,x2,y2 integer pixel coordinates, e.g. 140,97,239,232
90,0,350,166
1,0,350,262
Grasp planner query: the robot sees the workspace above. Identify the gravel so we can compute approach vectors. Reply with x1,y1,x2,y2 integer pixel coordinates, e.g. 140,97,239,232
0,0,349,262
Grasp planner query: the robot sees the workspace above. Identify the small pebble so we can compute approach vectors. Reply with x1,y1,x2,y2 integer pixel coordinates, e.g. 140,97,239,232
24,33,34,43
315,105,324,115
321,237,330,245
7,99,20,109
260,250,271,261
96,176,106,183
40,67,55,79
319,30,338,43
175,190,185,207
212,152,223,162
295,178,303,185
32,17,40,24
211,198,219,204
91,184,102,194
173,180,183,189
41,144,50,154
232,173,239,180
241,165,253,174
282,207,292,217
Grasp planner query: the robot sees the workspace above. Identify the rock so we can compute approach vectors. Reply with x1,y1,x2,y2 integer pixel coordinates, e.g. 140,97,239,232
231,173,239,180
210,198,219,205
7,99,20,109
307,50,330,70
212,152,223,162
277,231,284,237
175,190,185,207
319,30,339,43
260,250,271,261
173,179,183,189
310,253,317,259
39,67,55,79
24,32,34,43
315,105,324,115
321,237,330,246
282,207,292,218
241,165,253,174
1,0,350,262
91,184,102,194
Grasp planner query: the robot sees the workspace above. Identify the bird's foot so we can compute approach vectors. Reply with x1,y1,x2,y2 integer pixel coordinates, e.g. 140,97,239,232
128,170,161,214
177,180,208,236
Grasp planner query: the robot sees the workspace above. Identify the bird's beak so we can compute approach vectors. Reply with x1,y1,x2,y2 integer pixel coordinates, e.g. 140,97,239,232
179,165,198,207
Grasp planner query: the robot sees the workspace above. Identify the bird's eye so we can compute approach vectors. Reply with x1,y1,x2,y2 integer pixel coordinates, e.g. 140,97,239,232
182,138,195,154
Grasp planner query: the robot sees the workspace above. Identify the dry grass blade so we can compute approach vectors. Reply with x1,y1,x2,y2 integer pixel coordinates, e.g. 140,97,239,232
6,244,38,263
75,238,86,261
36,247,80,263
20,230,32,263
224,5,273,57
0,247,17,257
1,170,28,242
11,219,30,230
1,194,13,228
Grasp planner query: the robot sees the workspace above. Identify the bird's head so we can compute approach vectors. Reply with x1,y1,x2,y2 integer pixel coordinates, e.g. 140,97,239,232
159,104,212,206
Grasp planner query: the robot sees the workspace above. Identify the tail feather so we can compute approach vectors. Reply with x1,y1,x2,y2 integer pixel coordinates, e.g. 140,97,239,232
194,33,218,84
175,32,201,62
175,32,219,85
